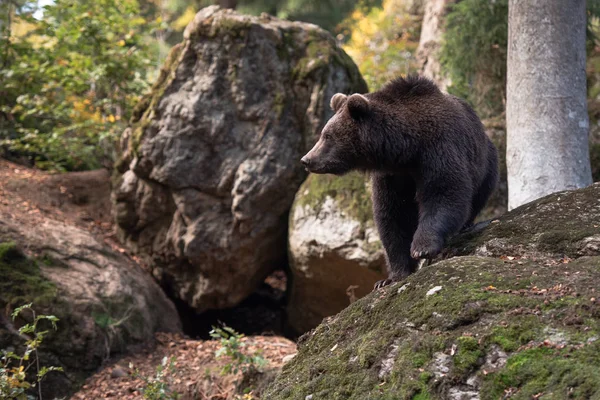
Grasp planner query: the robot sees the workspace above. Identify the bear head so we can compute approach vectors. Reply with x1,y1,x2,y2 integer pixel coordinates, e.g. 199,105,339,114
300,93,370,175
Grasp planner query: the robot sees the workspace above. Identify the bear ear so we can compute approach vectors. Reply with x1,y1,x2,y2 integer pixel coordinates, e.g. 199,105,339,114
330,93,348,112
346,94,370,120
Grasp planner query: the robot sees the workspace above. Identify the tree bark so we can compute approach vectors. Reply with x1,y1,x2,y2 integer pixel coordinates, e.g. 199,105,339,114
506,0,592,210
217,0,237,9
416,0,455,90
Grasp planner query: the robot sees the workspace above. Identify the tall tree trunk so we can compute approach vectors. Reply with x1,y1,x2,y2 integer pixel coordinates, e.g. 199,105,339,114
416,0,455,90
217,0,237,9
506,0,592,210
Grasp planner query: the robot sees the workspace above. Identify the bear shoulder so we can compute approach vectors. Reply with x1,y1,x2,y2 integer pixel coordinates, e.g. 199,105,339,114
374,74,441,102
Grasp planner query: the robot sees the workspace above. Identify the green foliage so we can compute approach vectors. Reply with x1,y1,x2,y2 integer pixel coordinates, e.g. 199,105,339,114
440,0,508,118
441,0,600,119
209,326,268,375
130,356,180,400
0,304,63,400
0,0,161,171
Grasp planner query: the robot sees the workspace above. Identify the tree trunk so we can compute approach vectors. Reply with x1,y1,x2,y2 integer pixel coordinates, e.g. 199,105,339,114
506,0,592,210
217,0,237,9
416,0,455,90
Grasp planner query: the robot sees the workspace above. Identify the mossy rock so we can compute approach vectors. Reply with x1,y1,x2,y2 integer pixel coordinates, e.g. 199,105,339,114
288,172,386,334
444,182,600,261
0,242,58,308
267,184,600,399
0,218,181,399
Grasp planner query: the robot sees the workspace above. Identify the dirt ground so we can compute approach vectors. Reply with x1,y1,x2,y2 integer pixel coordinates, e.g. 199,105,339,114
0,159,297,399
72,332,296,400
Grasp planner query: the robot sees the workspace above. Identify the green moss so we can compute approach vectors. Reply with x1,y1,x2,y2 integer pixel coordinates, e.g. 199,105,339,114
418,371,433,384
297,172,373,226
0,242,57,308
214,17,251,38
537,228,599,254
412,391,431,400
489,317,540,352
482,343,600,399
273,90,286,118
39,253,69,269
292,33,335,80
269,183,600,399
129,43,183,154
453,336,483,376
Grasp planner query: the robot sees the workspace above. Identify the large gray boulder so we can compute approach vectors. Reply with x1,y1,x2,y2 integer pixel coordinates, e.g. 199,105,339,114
0,215,181,398
287,172,386,334
113,6,367,311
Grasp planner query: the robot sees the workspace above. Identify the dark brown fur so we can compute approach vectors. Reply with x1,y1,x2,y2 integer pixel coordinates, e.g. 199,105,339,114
301,75,498,288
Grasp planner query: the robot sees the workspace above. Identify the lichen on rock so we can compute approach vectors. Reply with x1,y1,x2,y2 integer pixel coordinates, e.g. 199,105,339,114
266,183,600,399
112,6,367,312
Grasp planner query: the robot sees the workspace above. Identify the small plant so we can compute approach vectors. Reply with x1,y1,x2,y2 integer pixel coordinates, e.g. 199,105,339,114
130,356,180,400
209,326,268,375
0,303,63,400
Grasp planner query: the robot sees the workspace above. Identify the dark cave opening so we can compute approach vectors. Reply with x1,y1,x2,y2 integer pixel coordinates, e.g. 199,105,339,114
167,269,298,340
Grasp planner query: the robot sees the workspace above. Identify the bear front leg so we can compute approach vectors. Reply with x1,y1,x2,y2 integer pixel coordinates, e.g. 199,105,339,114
371,174,419,289
410,183,471,259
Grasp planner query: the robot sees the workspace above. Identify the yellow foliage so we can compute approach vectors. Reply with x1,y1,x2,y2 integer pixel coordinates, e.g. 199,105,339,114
172,6,197,31
69,96,102,123
10,15,56,49
340,0,422,90
10,17,37,38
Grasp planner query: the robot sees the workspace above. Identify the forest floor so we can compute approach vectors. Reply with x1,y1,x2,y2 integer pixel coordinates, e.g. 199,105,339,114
0,158,296,399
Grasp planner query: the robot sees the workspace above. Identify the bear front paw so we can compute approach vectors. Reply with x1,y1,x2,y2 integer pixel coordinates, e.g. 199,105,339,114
410,234,443,259
373,279,395,290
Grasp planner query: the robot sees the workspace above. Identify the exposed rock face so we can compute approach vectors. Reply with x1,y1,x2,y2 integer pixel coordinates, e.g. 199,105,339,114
266,183,600,399
113,6,367,311
0,217,181,398
287,172,386,334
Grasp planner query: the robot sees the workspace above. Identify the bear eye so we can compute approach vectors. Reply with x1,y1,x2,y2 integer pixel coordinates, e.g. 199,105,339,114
324,133,332,141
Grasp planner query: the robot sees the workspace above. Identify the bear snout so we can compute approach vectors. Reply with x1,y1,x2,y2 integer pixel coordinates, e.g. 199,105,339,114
300,156,311,170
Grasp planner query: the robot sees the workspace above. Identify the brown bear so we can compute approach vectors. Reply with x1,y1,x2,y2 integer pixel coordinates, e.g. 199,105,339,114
301,75,498,288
